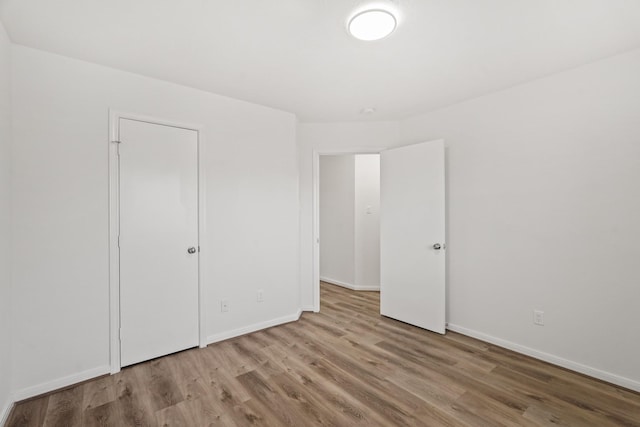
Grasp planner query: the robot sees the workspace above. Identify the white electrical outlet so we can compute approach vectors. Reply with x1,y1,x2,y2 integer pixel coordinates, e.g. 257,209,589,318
221,299,229,312
533,310,544,326
257,289,264,302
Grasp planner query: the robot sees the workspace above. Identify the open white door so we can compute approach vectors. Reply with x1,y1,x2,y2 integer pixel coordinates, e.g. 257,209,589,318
118,118,199,367
380,140,446,334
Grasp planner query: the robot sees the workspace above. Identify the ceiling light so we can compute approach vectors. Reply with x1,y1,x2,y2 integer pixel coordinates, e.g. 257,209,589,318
348,9,397,41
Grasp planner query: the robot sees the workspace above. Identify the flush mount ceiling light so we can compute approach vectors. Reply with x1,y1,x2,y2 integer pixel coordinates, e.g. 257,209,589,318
348,9,397,41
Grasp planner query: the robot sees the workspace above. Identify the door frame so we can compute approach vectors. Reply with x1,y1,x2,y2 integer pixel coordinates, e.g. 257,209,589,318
108,110,207,374
312,148,383,313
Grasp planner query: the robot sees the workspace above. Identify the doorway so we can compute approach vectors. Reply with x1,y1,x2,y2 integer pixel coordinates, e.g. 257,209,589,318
108,111,206,372
319,154,381,291
312,140,447,334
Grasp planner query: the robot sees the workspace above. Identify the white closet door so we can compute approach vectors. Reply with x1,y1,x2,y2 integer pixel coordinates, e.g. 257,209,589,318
380,140,446,334
119,118,199,367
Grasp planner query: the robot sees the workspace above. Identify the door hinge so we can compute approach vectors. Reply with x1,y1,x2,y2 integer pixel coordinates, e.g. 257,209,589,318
111,140,121,144
117,235,120,248
119,328,122,341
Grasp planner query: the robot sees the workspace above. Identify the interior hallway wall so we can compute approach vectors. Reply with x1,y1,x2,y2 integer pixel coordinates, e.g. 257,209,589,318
319,155,355,287
354,154,380,290
0,18,13,423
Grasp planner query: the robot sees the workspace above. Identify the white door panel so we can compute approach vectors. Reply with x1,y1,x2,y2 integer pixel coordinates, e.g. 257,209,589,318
380,140,446,334
119,118,199,367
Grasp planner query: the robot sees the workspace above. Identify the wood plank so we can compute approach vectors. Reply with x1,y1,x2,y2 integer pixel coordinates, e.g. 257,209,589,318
164,349,209,402
6,283,640,427
135,358,184,412
260,344,384,425
82,375,116,412
114,366,156,427
82,401,122,427
5,395,49,427
42,386,83,427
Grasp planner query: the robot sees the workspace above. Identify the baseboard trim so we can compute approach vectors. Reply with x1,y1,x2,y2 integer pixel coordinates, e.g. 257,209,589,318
12,365,111,403
0,397,14,427
447,323,640,393
207,309,303,345
320,277,379,291
301,305,316,312
9,311,305,405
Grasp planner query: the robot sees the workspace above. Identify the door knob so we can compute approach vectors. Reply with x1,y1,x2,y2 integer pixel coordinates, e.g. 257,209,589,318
187,247,197,254
433,243,443,250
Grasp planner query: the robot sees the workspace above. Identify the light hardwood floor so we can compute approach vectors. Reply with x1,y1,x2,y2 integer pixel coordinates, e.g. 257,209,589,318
7,282,640,426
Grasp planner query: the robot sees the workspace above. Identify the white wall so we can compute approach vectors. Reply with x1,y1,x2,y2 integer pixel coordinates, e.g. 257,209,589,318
400,49,640,390
298,121,399,309
319,155,355,286
298,49,640,391
10,46,300,396
354,154,380,290
0,19,13,423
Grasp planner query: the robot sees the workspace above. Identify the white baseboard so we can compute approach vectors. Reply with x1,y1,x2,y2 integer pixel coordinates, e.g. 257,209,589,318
320,276,380,291
7,311,305,407
207,309,303,345
447,323,640,393
301,305,316,312
0,397,14,427
12,365,111,403
320,276,354,289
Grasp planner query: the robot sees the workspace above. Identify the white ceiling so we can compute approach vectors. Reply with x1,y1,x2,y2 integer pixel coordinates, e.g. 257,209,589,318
1,0,640,122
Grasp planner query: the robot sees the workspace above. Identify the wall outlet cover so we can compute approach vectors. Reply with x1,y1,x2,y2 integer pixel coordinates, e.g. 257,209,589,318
533,310,544,326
